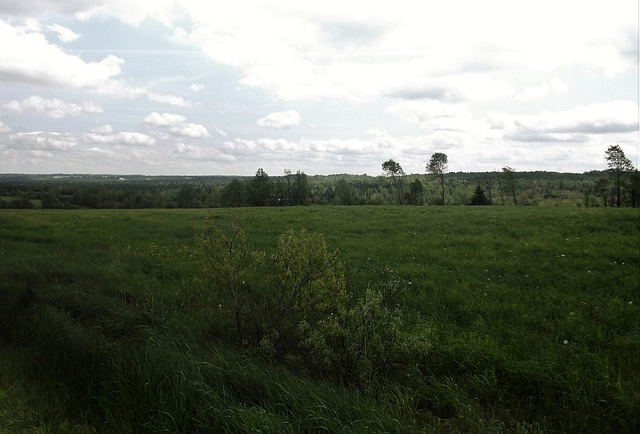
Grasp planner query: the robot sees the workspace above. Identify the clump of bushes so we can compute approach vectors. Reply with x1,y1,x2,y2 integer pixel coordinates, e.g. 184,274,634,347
192,215,429,387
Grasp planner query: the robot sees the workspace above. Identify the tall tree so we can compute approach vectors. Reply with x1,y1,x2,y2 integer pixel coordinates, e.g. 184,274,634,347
382,159,405,204
426,152,448,205
222,179,246,207
605,145,634,207
292,171,310,205
249,168,271,206
284,169,293,205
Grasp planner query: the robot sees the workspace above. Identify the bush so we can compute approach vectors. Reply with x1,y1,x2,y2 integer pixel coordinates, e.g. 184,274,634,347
193,218,430,388
193,215,346,352
252,228,347,354
302,268,434,387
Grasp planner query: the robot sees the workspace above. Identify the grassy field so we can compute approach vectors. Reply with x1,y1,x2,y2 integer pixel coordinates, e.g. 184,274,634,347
1,206,638,433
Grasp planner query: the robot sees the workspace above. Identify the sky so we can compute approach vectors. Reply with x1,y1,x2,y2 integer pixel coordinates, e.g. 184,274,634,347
0,0,638,176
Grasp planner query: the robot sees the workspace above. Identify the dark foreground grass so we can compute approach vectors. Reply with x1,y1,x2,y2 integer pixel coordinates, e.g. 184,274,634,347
1,206,638,433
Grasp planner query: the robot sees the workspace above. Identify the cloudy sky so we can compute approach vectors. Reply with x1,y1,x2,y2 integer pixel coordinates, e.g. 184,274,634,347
0,0,638,176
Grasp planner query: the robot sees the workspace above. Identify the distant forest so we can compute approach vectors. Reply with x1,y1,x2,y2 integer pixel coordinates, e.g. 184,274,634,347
1,169,638,209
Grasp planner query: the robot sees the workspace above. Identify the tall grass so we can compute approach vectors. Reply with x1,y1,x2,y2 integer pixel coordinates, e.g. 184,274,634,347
1,206,638,432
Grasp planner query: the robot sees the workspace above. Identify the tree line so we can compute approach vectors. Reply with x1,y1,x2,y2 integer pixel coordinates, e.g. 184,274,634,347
1,146,637,209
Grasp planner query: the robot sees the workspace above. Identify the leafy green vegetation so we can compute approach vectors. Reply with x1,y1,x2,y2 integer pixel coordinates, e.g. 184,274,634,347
2,168,638,209
1,206,638,433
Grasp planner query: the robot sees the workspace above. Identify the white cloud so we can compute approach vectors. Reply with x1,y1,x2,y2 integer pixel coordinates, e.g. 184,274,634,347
0,0,93,16
15,1,629,105
47,24,80,42
515,79,570,101
10,131,76,150
85,147,115,158
90,124,114,135
0,19,193,107
118,132,156,146
366,128,387,137
143,112,210,138
161,1,636,103
502,101,639,142
214,127,228,137
76,0,181,27
8,1,629,105
148,92,197,108
83,129,156,146
143,112,187,127
171,122,210,138
257,110,301,129
1,1,637,175
0,19,141,95
3,96,103,118
174,143,200,154
386,100,475,132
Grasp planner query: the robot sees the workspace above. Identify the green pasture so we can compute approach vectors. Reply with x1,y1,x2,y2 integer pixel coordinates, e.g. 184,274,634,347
1,206,638,433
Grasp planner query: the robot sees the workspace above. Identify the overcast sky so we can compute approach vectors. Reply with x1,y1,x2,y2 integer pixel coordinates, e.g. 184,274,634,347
0,1,638,176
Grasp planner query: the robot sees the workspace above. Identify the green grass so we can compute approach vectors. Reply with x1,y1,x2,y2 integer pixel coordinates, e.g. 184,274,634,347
1,206,638,433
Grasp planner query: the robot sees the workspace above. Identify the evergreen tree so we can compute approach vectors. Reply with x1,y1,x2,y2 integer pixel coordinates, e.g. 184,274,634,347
469,185,491,205
408,179,424,205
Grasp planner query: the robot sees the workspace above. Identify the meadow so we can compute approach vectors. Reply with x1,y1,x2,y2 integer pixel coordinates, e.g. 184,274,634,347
1,206,638,433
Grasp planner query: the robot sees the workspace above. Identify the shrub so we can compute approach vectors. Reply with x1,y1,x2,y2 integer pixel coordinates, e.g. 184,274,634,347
301,268,433,387
193,215,346,352
251,228,347,354
192,217,429,388
193,214,256,342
